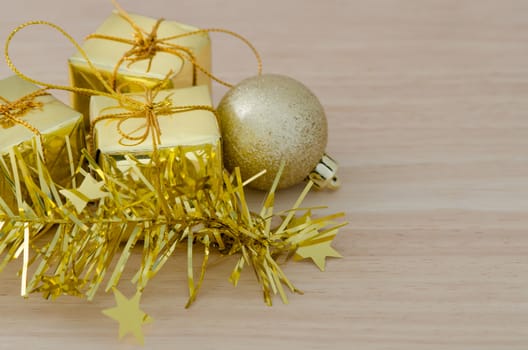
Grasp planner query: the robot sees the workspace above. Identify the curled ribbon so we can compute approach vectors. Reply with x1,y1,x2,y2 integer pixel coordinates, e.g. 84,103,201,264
86,0,262,89
0,89,48,144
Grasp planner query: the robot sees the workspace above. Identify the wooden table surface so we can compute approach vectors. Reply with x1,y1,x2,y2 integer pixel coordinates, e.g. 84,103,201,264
1,0,528,349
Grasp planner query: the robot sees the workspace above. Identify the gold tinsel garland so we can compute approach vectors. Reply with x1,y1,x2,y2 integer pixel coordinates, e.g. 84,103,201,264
0,141,345,307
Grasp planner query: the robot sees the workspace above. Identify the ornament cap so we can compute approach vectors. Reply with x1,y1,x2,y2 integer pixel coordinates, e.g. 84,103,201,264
308,153,340,190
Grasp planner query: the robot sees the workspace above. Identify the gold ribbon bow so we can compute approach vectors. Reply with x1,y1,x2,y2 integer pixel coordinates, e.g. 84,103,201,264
86,0,262,89
91,76,216,148
0,88,48,136
96,83,171,147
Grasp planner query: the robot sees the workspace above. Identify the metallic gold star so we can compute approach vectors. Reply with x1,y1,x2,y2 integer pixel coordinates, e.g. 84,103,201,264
102,289,152,344
295,239,342,271
60,173,108,212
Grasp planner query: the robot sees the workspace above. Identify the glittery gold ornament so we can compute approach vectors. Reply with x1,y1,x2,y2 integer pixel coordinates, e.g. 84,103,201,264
217,74,339,190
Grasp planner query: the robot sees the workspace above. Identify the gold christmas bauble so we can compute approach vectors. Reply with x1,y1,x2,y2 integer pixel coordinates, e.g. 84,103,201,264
217,74,336,190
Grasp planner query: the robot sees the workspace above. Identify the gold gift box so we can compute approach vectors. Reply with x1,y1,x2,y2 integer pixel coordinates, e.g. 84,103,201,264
69,11,211,124
0,76,85,212
90,85,222,193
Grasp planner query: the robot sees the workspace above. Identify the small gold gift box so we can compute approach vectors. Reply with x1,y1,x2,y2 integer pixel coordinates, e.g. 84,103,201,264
69,10,211,124
90,85,222,193
0,76,85,212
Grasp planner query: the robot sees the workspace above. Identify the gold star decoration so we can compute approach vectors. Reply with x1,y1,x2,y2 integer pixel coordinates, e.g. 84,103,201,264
295,239,342,271
102,289,152,344
289,210,343,272
60,173,108,212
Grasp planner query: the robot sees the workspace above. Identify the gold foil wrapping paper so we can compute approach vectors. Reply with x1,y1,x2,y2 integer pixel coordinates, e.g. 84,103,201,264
90,85,222,193
69,11,211,123
0,75,85,212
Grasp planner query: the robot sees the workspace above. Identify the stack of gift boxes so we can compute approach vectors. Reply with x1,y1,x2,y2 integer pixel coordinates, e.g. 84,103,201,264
1,8,221,210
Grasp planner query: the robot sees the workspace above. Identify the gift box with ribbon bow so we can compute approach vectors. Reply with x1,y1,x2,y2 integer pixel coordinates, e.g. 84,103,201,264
90,84,222,193
0,75,85,211
69,1,211,123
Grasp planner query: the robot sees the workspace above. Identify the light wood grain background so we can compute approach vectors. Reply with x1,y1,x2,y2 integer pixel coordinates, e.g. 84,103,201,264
1,0,528,349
